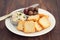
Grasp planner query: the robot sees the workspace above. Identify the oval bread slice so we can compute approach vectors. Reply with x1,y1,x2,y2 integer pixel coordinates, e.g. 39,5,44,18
39,17,50,29
17,21,25,31
24,21,35,33
27,15,39,21
35,22,42,31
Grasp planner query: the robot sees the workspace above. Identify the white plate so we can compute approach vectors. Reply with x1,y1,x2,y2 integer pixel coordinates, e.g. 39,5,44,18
5,8,56,37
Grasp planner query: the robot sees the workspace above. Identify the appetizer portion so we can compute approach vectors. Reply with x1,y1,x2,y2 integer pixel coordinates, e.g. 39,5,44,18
11,7,51,33
16,14,50,33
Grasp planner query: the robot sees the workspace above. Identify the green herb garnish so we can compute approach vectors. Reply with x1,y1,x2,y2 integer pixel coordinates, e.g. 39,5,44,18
23,16,25,18
19,13,22,15
18,18,20,20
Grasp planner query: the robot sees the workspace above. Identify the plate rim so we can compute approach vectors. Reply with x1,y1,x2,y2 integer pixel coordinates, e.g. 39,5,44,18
5,8,56,37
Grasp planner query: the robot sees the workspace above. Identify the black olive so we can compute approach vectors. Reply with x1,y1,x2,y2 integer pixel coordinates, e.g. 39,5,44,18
34,7,38,12
33,11,38,15
24,9,28,15
28,7,34,11
28,11,34,15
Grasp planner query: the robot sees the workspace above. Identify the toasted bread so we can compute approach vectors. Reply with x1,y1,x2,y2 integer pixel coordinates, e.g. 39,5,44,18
39,17,50,29
17,21,25,31
27,15,39,21
38,14,49,18
35,22,42,31
24,21,35,33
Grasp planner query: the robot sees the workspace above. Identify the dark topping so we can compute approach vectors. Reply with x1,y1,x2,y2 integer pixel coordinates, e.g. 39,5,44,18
28,7,34,11
28,11,34,15
33,11,38,15
34,7,38,12
24,7,38,15
24,9,28,15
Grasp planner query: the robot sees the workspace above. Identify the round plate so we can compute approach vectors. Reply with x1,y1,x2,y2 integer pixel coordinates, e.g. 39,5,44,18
5,8,56,37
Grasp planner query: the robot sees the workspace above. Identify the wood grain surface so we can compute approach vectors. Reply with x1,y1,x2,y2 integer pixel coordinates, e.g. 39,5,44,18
0,0,60,40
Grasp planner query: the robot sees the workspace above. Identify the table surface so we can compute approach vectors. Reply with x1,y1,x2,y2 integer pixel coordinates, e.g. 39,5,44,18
0,0,60,40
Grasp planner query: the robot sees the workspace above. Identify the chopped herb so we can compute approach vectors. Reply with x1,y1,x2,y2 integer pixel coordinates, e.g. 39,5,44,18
18,18,20,20
19,13,22,15
23,16,25,18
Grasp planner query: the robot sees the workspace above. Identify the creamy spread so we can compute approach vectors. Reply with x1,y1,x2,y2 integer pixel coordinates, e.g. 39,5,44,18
12,11,27,22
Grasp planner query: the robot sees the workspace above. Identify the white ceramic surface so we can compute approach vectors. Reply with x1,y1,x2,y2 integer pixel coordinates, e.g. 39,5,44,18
5,8,56,37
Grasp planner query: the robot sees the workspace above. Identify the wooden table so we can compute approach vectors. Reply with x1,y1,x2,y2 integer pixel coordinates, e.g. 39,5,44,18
0,0,60,40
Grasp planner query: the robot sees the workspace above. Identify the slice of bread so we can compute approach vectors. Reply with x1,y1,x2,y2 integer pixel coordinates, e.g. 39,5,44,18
27,15,39,21
24,21,35,33
39,17,50,29
38,14,49,18
35,22,42,31
17,21,25,31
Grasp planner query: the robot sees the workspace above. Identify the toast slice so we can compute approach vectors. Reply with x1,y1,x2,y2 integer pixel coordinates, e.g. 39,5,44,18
35,22,42,31
24,21,35,33
38,14,49,18
17,21,25,31
39,17,50,29
27,15,39,21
